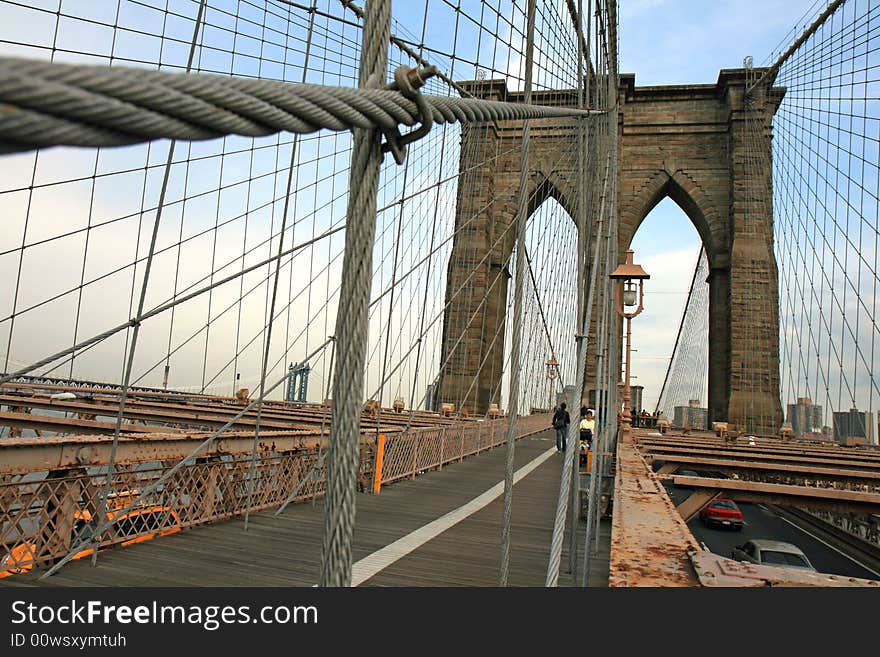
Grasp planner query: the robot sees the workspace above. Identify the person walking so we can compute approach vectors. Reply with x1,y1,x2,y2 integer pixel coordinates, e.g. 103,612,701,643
552,402,570,452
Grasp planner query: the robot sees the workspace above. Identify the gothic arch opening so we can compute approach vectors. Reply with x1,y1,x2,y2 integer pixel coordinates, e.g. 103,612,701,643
629,197,708,419
500,195,578,414
621,171,720,266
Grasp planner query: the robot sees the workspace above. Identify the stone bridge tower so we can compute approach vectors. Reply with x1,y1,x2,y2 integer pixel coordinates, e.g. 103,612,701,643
437,69,784,435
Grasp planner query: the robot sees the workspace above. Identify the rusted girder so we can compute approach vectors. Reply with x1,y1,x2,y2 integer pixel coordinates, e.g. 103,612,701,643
645,445,880,471
675,489,721,523
0,385,459,429
638,434,880,462
0,410,184,436
660,475,880,514
649,454,880,478
610,434,702,586
0,395,312,432
0,430,363,474
611,430,880,586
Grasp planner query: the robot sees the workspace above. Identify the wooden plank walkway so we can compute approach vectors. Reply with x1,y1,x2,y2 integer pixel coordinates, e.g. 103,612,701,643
3,431,610,587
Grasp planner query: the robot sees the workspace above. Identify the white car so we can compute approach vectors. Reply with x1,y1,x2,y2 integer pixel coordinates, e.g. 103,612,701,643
731,539,816,571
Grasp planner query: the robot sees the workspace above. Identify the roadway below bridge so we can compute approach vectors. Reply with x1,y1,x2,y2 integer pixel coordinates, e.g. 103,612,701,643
665,484,880,581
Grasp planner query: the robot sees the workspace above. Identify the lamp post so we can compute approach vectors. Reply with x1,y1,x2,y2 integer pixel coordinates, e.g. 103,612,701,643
609,249,650,434
546,355,559,411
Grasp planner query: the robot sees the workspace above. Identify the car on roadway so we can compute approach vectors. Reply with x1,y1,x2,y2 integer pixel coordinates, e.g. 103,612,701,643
731,539,817,571
0,492,180,578
699,498,744,530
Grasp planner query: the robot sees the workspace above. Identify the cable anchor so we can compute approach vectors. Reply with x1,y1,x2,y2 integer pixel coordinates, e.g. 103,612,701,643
381,65,438,165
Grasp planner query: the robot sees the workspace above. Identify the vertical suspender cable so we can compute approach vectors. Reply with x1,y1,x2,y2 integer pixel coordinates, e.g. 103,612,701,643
89,0,207,568
243,0,320,531
583,133,614,583
498,0,537,588
654,246,704,414
320,0,390,587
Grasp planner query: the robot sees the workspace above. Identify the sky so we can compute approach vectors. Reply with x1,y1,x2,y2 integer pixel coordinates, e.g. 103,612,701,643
620,0,819,411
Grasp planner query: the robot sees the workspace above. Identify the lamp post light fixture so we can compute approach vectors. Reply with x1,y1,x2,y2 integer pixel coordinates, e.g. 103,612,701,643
609,249,650,434
546,355,559,411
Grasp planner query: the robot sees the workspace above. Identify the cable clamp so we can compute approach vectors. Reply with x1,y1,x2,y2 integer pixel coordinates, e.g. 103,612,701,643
381,65,438,165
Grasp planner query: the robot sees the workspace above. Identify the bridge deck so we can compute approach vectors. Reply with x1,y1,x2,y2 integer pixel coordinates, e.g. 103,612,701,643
3,431,610,587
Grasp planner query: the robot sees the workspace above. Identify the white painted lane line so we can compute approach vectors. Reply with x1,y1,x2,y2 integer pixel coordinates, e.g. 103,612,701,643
351,446,558,586
778,516,880,579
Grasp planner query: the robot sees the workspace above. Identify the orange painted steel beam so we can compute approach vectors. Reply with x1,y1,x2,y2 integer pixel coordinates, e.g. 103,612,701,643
372,433,386,493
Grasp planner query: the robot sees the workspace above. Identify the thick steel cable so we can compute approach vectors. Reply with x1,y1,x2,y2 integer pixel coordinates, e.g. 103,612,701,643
594,81,620,554
568,0,588,581
747,0,848,95
582,63,616,584
0,55,596,154
498,0,536,588
584,187,614,583
319,0,390,588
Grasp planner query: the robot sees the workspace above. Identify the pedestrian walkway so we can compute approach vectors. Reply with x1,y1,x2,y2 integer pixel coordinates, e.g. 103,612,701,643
5,431,610,587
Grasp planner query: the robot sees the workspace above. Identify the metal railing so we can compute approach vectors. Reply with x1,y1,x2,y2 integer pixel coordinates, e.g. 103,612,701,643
0,413,551,575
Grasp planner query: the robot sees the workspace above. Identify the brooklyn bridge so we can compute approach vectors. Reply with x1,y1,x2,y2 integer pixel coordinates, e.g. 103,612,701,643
0,0,878,587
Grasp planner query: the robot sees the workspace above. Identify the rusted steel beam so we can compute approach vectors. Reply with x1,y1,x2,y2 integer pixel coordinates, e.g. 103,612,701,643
0,386,456,429
661,475,880,513
0,415,539,475
0,411,183,436
0,393,321,429
0,398,308,432
655,462,679,475
609,434,702,586
0,430,344,474
640,434,880,458
610,433,880,586
638,434,880,462
644,445,880,471
648,454,880,480
675,489,721,523
638,427,877,446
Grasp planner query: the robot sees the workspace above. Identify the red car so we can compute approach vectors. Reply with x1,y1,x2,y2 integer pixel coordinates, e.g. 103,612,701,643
699,499,744,530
